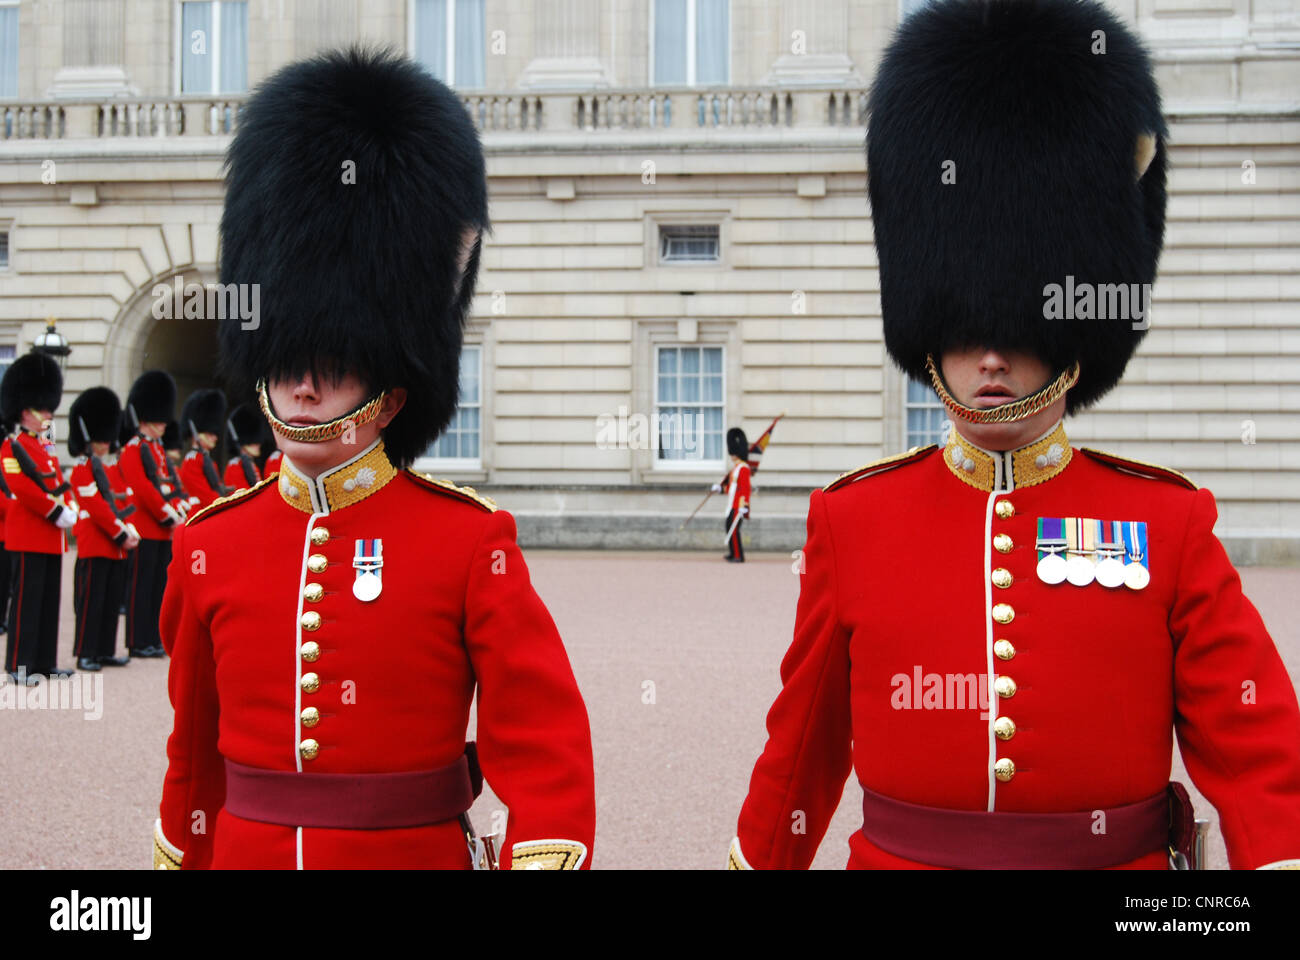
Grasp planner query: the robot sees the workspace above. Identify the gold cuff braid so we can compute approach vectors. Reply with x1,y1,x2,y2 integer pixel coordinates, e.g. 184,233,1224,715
153,820,182,870
925,355,1080,425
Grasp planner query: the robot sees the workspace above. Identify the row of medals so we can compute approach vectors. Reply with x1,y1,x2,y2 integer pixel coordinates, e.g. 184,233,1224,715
1036,540,1149,591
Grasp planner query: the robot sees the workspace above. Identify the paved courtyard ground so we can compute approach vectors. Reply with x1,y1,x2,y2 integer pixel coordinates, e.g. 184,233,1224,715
2,550,1297,870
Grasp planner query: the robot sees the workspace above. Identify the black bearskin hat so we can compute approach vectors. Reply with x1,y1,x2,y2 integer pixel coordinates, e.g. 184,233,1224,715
227,404,265,446
126,370,177,426
217,46,489,467
727,427,750,461
1,352,63,423
867,0,1167,412
68,387,123,459
181,389,227,443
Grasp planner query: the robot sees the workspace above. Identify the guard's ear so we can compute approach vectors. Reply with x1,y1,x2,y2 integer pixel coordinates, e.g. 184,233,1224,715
1135,132,1158,180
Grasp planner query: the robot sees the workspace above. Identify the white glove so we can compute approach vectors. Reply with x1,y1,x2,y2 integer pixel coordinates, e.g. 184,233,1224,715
54,505,77,529
711,483,722,493
162,503,184,526
126,523,141,541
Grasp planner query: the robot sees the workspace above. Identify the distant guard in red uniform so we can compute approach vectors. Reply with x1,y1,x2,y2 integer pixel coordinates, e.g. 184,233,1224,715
222,404,263,492
713,427,751,563
178,389,229,511
730,0,1300,871
1,353,76,682
68,387,140,671
119,371,186,659
154,48,596,871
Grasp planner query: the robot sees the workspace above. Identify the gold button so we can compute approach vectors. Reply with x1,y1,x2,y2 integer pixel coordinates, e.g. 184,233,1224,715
300,611,321,632
991,603,1015,624
994,758,1016,782
307,553,328,573
993,533,1013,554
301,706,320,728
993,716,1016,740
299,738,319,761
995,500,1015,520
310,527,330,545
303,582,323,603
301,672,320,694
300,640,320,663
991,568,1013,589
993,639,1016,661
994,675,1017,699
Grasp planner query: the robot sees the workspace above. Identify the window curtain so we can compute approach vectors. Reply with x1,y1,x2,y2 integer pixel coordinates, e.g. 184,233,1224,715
454,0,484,88
414,0,448,82
180,1,213,93
219,1,248,92
654,0,687,85
694,0,728,85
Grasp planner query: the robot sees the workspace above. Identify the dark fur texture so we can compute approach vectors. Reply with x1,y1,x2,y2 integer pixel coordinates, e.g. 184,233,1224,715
727,427,749,460
162,421,182,453
867,0,1167,412
1,353,63,423
217,46,489,467
68,387,123,458
181,388,227,441
126,370,177,426
227,404,265,446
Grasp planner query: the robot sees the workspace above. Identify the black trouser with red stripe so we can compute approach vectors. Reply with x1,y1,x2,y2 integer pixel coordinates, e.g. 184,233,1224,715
5,551,62,676
126,538,171,653
0,541,11,633
74,556,128,662
725,509,745,561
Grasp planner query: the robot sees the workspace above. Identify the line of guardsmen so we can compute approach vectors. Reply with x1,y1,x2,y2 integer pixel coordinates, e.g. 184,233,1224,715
0,357,281,684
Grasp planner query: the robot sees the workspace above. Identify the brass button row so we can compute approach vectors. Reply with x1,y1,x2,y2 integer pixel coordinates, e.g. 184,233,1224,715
990,508,1017,786
299,536,331,762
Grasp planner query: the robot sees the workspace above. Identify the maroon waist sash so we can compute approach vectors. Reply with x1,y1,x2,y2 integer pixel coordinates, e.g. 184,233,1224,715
224,751,479,830
860,784,1171,869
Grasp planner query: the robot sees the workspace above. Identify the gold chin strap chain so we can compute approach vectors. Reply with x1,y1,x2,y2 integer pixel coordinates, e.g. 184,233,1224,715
256,379,388,444
925,355,1080,425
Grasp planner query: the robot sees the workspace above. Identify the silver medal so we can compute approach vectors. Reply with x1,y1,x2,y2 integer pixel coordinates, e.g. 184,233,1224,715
1095,556,1125,588
353,571,382,602
1065,554,1095,587
1036,552,1067,585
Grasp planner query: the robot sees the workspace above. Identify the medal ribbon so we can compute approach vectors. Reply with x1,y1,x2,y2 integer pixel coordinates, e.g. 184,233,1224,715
1036,517,1065,560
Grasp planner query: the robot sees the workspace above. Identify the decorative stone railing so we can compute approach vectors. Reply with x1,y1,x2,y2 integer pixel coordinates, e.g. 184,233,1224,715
0,86,867,141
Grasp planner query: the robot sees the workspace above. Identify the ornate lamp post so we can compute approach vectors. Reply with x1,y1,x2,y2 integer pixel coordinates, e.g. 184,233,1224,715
31,316,72,370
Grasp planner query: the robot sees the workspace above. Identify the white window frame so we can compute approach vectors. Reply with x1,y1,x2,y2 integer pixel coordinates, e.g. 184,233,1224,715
417,342,483,472
652,343,726,472
0,220,12,272
659,224,721,264
174,0,245,95
408,0,485,89
903,377,950,450
0,0,19,101
649,0,731,87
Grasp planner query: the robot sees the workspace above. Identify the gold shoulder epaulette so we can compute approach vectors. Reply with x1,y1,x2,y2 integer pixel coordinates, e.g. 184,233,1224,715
405,470,498,512
824,444,938,492
1079,447,1197,491
185,475,278,526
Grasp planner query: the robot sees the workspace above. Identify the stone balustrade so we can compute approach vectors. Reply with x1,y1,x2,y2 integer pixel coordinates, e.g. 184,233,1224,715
0,86,869,141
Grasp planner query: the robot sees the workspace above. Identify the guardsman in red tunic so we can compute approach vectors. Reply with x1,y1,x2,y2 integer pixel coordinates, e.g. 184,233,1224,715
179,390,229,511
730,0,1300,871
222,404,263,492
714,427,752,563
0,450,13,634
1,353,77,682
68,387,140,671
119,371,186,659
153,48,595,871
